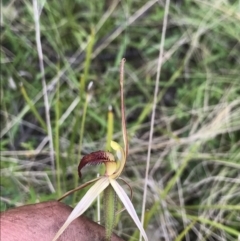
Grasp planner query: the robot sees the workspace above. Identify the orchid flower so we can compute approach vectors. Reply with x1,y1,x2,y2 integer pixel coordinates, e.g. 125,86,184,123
52,59,148,241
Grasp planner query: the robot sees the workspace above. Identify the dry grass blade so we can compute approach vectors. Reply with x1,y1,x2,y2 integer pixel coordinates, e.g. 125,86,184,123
140,1,170,240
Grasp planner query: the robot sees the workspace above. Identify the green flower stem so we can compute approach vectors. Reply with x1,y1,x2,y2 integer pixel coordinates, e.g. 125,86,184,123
104,184,117,241
80,28,95,96
68,30,95,204
72,93,89,204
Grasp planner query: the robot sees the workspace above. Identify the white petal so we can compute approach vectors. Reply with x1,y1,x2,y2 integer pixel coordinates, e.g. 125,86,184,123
110,179,148,241
52,177,110,241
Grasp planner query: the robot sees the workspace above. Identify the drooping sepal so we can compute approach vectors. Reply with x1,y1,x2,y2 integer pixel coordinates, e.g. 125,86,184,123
110,179,148,241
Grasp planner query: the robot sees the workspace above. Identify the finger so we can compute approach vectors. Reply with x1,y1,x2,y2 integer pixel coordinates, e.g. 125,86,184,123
0,201,124,241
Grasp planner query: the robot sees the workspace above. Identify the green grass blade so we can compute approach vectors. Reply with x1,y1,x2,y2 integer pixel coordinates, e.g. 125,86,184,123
20,83,47,131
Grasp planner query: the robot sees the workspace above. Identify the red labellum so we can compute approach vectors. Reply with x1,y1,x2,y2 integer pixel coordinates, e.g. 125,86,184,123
78,151,115,178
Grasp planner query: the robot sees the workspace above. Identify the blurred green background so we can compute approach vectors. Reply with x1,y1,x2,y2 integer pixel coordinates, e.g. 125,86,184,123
1,0,240,240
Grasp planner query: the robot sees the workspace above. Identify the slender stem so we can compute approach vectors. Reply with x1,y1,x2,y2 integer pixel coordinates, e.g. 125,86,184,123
70,31,95,203
80,29,95,96
72,93,89,204
97,105,114,223
120,58,128,157
140,0,170,240
32,0,55,184
55,76,61,196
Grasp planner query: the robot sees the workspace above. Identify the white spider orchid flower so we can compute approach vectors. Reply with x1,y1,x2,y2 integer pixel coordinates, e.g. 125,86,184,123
52,59,148,241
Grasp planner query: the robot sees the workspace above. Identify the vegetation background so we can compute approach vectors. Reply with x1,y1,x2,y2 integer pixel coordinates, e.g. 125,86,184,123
1,0,240,240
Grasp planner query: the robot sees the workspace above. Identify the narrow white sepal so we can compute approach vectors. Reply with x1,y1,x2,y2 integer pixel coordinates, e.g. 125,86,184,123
110,179,148,241
52,177,110,241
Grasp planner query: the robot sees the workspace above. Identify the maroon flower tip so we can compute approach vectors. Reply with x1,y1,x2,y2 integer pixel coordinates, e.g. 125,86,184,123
78,151,115,178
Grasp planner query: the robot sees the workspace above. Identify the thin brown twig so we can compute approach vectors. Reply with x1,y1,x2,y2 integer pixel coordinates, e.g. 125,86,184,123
120,58,128,157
